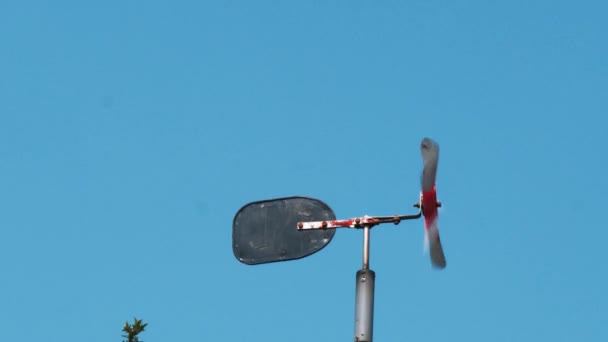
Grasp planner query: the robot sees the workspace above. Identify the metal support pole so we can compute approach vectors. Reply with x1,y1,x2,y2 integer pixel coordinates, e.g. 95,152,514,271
354,226,375,342
362,226,370,270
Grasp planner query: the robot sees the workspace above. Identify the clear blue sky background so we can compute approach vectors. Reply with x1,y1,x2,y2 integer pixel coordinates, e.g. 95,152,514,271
1,1,606,341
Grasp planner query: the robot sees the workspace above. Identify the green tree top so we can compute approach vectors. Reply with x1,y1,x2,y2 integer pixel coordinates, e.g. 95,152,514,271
122,317,147,342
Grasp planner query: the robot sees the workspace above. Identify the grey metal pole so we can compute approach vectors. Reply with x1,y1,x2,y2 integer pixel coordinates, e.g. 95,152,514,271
362,226,370,270
354,226,375,342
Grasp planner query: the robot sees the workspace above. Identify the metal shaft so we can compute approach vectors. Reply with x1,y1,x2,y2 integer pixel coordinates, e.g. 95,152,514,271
362,226,370,269
354,226,375,342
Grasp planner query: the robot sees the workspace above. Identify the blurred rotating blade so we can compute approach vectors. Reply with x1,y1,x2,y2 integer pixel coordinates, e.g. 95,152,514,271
420,138,446,269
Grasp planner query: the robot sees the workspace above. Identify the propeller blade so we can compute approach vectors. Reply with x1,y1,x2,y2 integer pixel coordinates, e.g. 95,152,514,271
420,138,446,269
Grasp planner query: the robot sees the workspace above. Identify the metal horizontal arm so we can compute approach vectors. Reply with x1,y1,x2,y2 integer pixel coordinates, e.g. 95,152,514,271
297,206,422,231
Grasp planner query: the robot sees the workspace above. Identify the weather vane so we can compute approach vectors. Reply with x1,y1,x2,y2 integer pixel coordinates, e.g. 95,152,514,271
232,138,447,342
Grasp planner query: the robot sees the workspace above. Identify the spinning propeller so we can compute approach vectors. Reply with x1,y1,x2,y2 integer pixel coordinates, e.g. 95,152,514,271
420,137,446,269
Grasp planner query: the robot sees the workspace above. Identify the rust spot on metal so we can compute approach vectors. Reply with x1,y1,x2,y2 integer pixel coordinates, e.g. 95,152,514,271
298,222,304,229
321,221,328,228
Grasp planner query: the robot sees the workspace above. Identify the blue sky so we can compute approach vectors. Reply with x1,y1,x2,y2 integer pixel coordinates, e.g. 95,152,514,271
1,1,606,341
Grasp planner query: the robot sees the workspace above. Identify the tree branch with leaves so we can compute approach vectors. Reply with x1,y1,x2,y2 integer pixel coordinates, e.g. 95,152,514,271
122,317,148,342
